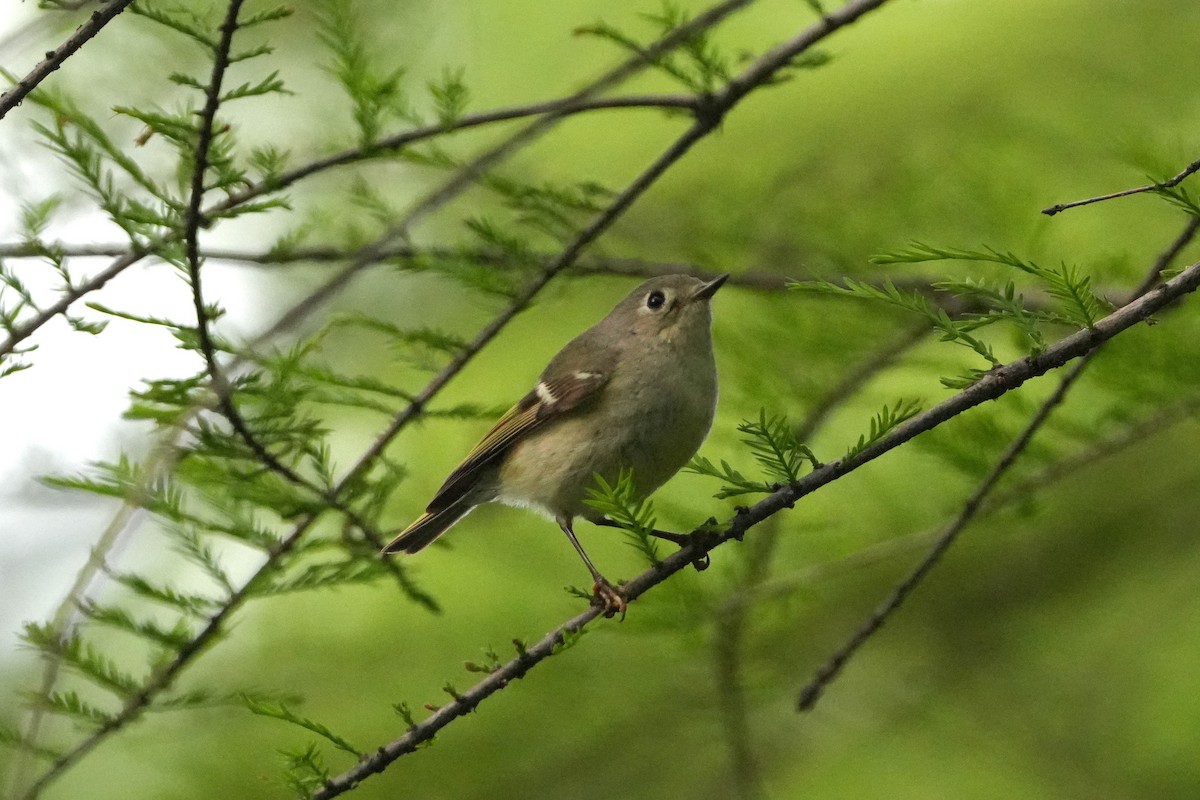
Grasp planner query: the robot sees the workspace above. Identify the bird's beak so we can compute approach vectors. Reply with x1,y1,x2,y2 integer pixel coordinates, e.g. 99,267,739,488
690,273,729,302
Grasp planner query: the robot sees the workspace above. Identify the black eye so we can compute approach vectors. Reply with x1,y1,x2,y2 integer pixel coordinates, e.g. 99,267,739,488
646,290,666,310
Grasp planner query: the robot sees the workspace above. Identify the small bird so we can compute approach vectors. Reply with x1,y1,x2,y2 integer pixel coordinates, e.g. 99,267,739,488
382,273,726,616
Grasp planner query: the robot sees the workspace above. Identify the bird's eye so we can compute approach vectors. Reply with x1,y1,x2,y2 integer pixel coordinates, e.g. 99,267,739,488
646,290,667,310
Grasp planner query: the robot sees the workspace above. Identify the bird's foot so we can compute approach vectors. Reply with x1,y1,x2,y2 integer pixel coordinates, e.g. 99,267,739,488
591,578,627,621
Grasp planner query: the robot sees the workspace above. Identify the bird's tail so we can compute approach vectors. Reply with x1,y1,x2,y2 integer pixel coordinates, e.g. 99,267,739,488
382,501,473,554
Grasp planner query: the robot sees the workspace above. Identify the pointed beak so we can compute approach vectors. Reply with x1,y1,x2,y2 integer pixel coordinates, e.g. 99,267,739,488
690,273,729,302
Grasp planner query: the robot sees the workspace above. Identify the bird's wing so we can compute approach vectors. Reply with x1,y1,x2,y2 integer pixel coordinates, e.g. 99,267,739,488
425,366,610,512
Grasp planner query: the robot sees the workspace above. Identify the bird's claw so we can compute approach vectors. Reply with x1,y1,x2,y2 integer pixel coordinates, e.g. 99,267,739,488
592,578,627,621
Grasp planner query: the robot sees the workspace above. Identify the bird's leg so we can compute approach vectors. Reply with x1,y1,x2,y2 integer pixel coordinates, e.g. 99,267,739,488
557,515,626,620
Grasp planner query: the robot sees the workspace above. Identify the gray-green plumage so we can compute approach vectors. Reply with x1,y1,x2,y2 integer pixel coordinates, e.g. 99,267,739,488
383,273,725,613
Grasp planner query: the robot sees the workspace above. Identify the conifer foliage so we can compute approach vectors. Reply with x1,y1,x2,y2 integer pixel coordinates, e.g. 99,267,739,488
1,2,1199,799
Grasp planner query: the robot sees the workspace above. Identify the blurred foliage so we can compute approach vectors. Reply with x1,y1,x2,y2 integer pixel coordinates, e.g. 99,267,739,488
2,0,1200,799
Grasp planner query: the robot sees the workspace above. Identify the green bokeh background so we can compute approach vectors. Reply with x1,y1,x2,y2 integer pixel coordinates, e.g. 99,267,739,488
3,0,1200,798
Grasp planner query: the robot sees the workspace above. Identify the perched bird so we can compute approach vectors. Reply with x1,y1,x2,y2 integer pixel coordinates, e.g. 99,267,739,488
383,273,726,616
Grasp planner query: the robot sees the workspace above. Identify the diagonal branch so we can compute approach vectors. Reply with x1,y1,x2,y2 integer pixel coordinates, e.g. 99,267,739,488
711,218,1200,748
0,0,136,121
314,256,1200,799
1042,156,1200,216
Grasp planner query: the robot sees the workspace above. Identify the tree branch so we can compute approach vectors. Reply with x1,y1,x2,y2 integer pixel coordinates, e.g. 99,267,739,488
796,353,1092,711
214,94,697,208
183,0,292,482
794,214,1200,711
313,256,1200,798
709,212,1192,766
1042,156,1200,216
0,0,136,121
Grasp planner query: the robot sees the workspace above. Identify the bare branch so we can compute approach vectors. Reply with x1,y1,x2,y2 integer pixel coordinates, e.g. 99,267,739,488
796,353,1092,711
0,0,136,121
795,215,1200,712
217,94,697,206
1042,157,1200,216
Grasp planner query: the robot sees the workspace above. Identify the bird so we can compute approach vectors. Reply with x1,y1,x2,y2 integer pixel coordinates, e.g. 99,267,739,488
382,273,726,616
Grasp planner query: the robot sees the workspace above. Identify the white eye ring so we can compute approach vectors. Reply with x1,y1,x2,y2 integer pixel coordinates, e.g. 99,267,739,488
646,290,666,310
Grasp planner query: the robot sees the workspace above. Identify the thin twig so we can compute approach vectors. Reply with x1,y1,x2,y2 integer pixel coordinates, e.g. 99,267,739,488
183,0,297,482
1042,157,1200,216
314,258,1200,799
212,94,697,212
0,241,786,288
0,0,136,121
1132,215,1200,297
